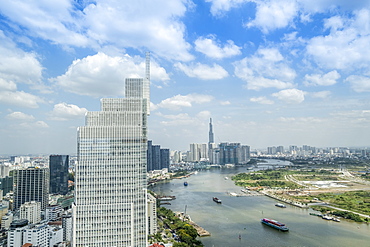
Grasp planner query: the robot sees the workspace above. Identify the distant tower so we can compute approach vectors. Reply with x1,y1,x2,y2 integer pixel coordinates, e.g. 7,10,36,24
209,118,214,143
49,155,69,195
13,167,49,211
208,118,215,163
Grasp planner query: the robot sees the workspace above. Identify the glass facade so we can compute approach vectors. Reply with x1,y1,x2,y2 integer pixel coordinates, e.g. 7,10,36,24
49,155,69,195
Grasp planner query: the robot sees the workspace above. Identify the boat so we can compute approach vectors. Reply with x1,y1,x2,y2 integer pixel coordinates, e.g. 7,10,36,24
261,218,289,231
309,212,323,217
184,181,188,186
224,177,229,180
322,215,333,220
333,217,340,222
275,203,286,208
213,197,222,203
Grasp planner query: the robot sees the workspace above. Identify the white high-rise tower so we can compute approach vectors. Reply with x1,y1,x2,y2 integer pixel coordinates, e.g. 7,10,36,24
72,53,150,246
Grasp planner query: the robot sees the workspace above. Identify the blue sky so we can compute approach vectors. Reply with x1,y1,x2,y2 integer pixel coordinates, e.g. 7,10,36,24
1,0,370,155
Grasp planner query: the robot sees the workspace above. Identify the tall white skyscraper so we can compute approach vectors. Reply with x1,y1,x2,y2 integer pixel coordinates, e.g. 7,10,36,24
72,54,150,246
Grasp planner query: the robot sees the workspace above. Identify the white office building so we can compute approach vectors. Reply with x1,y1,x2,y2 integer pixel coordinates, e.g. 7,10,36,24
62,214,72,242
46,205,63,221
72,54,150,246
23,224,49,246
19,201,41,224
147,193,157,235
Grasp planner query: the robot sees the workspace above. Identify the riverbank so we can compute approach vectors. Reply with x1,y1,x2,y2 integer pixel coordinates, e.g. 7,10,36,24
151,165,370,247
261,190,309,208
176,212,211,237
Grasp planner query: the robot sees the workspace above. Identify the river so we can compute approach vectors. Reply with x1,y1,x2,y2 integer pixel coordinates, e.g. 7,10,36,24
151,160,370,247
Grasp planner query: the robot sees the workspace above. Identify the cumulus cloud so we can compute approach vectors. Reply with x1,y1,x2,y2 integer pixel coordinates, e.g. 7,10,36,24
250,96,274,104
299,0,370,13
0,78,17,91
306,9,370,70
205,0,247,16
194,36,241,59
155,94,214,111
310,91,331,99
234,47,296,90
49,103,88,121
0,31,43,85
53,52,169,97
345,75,370,92
278,116,323,123
6,112,35,121
19,121,49,129
196,110,212,119
157,111,211,126
0,0,194,61
0,91,44,108
304,70,341,86
174,62,229,80
220,100,231,105
246,0,299,33
272,88,305,103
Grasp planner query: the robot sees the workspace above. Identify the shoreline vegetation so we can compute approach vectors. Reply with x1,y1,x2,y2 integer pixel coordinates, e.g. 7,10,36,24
231,167,370,223
150,206,204,247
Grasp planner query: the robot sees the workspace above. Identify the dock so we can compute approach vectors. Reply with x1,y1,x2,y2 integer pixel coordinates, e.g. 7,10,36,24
188,220,211,237
176,212,211,237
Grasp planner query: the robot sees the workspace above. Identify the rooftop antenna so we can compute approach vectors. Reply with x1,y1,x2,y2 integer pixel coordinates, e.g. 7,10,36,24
145,52,150,115
146,52,150,82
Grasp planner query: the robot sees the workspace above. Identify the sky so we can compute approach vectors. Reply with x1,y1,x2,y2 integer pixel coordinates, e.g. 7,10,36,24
1,0,370,155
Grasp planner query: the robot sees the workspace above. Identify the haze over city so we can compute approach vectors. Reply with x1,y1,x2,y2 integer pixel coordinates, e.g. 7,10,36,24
1,0,370,155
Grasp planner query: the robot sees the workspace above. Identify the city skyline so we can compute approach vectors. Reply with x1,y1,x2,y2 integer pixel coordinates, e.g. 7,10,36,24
1,1,370,155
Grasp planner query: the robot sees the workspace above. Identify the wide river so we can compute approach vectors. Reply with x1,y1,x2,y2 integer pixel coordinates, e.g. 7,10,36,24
151,160,370,247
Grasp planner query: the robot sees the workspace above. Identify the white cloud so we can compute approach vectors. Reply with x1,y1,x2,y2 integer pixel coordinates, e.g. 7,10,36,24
306,9,370,70
250,96,274,104
220,100,231,105
345,75,370,92
246,0,299,33
278,116,323,123
155,94,214,111
0,0,194,61
298,0,370,13
0,31,43,85
0,0,89,47
205,0,247,16
194,36,241,59
19,121,49,129
196,110,212,119
0,78,17,91
310,91,331,99
49,103,88,121
272,88,305,104
0,91,44,108
234,47,296,90
304,70,341,86
5,112,35,121
53,52,169,97
174,62,229,80
157,111,211,127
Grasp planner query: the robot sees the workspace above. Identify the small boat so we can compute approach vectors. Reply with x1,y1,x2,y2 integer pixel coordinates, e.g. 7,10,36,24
309,212,323,217
275,203,286,208
322,215,333,220
224,177,229,180
261,218,289,231
333,217,340,222
184,181,188,186
213,197,222,203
